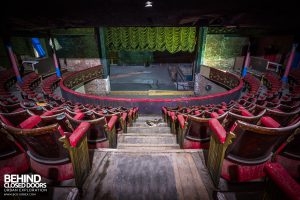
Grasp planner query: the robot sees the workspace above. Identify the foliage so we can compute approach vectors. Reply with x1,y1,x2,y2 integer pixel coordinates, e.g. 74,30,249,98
105,27,196,53
204,34,248,69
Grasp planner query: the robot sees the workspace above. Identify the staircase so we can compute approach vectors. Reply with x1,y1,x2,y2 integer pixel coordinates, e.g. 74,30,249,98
117,115,180,150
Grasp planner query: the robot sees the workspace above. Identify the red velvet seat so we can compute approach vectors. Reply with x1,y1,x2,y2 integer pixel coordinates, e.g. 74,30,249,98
223,107,266,132
0,129,30,187
208,119,300,184
179,111,227,149
264,163,300,200
1,120,90,182
66,112,118,148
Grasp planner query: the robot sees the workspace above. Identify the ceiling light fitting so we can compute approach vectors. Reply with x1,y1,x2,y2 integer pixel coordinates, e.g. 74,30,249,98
145,1,153,8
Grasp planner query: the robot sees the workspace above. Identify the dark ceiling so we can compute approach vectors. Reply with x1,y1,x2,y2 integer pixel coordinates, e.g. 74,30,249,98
1,0,300,33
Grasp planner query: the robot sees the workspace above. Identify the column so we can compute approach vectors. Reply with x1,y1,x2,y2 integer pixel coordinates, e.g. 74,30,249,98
50,37,61,77
97,27,109,78
242,50,251,77
6,44,23,83
195,27,207,74
282,44,298,83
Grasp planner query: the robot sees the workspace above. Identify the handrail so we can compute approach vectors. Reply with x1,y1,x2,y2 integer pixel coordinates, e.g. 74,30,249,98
59,65,243,113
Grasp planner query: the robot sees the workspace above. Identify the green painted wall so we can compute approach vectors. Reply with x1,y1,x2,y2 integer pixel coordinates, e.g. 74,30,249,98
203,34,248,70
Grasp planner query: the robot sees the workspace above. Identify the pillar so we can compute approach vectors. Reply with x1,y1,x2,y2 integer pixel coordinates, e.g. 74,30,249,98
6,44,22,83
282,44,298,83
195,27,207,74
97,27,109,78
50,37,61,77
242,51,251,77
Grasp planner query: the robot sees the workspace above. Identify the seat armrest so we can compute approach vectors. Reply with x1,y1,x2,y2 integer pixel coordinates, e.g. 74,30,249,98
260,116,281,128
208,118,227,144
74,112,85,120
265,163,300,200
69,122,90,147
162,107,167,114
121,112,127,121
19,115,42,129
177,114,185,129
107,115,118,131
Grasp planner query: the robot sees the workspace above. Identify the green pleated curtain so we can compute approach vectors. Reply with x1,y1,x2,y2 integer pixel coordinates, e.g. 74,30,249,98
105,27,196,53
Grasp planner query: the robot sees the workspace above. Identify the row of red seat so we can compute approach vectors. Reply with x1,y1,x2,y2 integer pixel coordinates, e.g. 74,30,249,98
17,72,43,100
0,71,139,186
41,74,60,97
162,71,300,199
0,69,19,103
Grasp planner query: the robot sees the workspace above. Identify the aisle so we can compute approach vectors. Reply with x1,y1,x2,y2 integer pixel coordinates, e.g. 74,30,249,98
82,115,214,200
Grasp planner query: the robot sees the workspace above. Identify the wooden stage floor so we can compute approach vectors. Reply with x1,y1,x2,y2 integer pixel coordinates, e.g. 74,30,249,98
82,149,214,200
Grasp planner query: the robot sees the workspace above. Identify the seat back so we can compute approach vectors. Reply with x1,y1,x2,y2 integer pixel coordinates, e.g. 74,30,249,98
185,112,227,142
0,129,19,158
265,108,300,127
2,123,69,163
223,108,266,131
0,110,32,127
66,114,107,143
282,132,300,160
226,120,300,164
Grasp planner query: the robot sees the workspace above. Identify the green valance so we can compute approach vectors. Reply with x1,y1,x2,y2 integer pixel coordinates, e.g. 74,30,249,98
105,27,196,53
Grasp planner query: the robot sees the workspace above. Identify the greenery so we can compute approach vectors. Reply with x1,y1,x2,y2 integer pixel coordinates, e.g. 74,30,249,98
105,27,196,53
204,34,248,69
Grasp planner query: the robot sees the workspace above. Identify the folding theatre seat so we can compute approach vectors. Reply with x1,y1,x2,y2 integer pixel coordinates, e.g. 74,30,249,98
261,112,300,180
0,126,30,187
207,117,300,186
66,111,119,149
177,111,227,149
0,101,22,113
0,109,34,127
162,106,181,123
223,106,266,132
109,107,132,133
264,163,300,200
27,106,66,126
274,132,300,181
1,115,91,185
264,108,300,127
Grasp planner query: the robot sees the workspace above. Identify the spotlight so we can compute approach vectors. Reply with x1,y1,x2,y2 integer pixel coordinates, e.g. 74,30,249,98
145,1,153,7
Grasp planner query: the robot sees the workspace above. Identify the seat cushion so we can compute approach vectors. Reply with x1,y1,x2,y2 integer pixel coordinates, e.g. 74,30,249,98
241,109,253,117
210,112,219,118
261,116,281,128
265,163,300,200
73,112,85,120
0,115,14,126
40,111,54,117
209,118,226,143
19,115,42,129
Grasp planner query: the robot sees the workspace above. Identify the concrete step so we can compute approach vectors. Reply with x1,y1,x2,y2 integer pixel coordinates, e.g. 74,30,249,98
118,134,176,144
135,116,163,122
132,122,168,127
126,132,172,135
127,126,171,133
117,143,180,150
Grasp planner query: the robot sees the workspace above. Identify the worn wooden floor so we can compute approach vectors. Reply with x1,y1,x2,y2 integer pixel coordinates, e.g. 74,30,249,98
82,149,214,200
